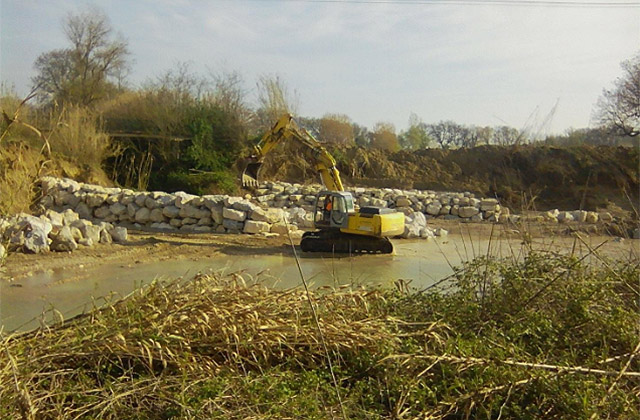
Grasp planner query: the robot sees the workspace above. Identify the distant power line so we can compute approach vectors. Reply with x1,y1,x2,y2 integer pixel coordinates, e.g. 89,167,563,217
235,0,640,8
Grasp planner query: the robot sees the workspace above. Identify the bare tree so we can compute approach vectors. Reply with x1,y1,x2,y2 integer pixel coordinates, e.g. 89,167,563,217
253,75,298,132
427,121,468,149
210,70,250,123
32,8,129,106
491,126,521,146
474,126,494,146
595,52,640,137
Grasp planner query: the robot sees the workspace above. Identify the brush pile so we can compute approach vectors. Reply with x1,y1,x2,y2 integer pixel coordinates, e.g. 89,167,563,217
1,252,638,419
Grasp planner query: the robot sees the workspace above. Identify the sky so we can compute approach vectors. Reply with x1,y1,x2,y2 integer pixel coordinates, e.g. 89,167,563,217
1,0,639,135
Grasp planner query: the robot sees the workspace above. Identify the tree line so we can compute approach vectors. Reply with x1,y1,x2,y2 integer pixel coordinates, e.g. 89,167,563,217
1,9,637,194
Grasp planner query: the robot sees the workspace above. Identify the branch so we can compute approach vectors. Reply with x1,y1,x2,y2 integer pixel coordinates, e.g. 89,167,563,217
384,353,640,378
0,86,39,146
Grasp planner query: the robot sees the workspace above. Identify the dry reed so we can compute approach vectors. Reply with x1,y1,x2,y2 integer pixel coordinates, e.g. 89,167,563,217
1,252,638,419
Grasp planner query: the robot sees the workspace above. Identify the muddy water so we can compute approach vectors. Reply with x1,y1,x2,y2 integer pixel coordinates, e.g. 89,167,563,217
1,235,634,332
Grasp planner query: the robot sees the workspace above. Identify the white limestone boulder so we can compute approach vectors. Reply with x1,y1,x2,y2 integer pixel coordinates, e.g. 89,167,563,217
243,220,271,234
223,208,246,222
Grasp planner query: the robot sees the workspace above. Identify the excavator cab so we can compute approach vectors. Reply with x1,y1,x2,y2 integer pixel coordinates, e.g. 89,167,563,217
314,191,355,230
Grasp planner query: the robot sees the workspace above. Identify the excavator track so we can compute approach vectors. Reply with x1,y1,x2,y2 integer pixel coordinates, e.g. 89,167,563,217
300,230,394,254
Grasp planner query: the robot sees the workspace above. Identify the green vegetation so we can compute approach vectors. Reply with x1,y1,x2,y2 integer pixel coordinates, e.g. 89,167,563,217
1,252,638,419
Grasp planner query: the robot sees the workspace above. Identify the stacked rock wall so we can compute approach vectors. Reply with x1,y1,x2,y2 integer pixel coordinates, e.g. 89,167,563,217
36,177,518,240
0,176,631,256
38,177,307,238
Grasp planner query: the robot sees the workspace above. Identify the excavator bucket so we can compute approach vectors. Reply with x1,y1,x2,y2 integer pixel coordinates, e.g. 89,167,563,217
241,161,262,189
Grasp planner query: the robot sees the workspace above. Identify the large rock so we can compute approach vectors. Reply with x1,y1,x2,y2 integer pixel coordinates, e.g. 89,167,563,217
425,202,442,216
209,206,224,225
599,212,613,222
458,206,480,218
557,211,574,223
543,209,559,222
480,198,500,212
243,220,271,234
109,202,127,216
232,199,258,213
395,196,411,207
162,205,180,219
286,207,307,225
40,176,58,195
572,210,588,223
62,209,80,225
585,212,599,224
72,220,102,243
470,213,483,222
94,206,112,219
120,192,136,205
144,196,163,210
45,210,64,229
270,222,295,235
179,205,210,219
439,205,451,216
251,207,285,224
402,212,427,239
134,193,148,207
86,193,108,208
50,226,78,252
223,207,246,222
202,195,225,209
222,219,244,232
99,230,113,244
134,207,151,224
8,215,53,254
149,208,165,223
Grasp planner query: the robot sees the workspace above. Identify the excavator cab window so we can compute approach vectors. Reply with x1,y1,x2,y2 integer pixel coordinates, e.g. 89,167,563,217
314,192,354,229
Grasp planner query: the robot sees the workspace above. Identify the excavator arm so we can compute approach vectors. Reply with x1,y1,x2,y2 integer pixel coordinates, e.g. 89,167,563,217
242,114,344,192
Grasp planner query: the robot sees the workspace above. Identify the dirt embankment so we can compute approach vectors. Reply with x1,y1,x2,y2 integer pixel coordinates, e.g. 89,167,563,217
258,144,639,213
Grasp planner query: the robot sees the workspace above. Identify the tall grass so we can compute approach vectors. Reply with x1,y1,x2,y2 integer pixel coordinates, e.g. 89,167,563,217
0,144,44,216
48,106,112,170
1,251,638,419
0,92,114,215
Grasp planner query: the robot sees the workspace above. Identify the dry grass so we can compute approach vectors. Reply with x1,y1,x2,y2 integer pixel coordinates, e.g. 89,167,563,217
0,144,45,216
1,252,638,419
0,99,114,216
47,106,113,170
0,273,401,419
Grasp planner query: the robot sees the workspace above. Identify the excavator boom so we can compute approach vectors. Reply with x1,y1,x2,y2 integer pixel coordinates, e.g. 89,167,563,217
241,114,344,191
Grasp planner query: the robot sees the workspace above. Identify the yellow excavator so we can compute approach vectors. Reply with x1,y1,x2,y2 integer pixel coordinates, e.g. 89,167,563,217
242,114,404,253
